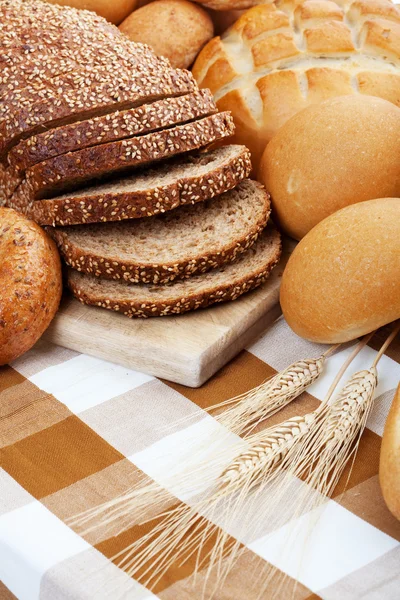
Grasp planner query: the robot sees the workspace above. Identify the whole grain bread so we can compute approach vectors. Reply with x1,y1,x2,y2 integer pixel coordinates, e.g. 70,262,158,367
9,145,251,226
16,113,235,200
49,179,270,284
67,225,282,317
0,66,196,157
9,90,217,175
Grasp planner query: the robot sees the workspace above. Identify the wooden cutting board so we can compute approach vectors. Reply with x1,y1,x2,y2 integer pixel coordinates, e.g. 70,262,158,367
44,247,290,387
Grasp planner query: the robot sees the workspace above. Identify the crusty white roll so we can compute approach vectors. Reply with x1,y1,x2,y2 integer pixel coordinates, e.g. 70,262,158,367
280,198,400,344
380,383,400,521
260,96,400,240
0,208,62,365
119,0,214,69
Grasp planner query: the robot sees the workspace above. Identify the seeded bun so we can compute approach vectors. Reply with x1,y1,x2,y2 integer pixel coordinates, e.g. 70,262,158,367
42,0,138,24
260,96,400,240
119,0,214,69
0,208,62,365
280,198,400,343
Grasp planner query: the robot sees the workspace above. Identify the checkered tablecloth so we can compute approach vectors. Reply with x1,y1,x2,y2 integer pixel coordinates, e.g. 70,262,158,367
1,316,400,600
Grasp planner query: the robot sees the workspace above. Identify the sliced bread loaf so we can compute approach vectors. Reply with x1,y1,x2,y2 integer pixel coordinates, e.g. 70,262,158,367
10,145,251,226
0,67,196,156
67,225,282,317
8,90,216,175
49,179,270,284
14,113,234,200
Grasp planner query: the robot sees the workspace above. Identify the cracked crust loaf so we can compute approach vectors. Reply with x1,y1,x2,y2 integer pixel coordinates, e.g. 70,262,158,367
49,179,270,284
192,0,400,170
12,113,235,200
10,145,251,226
67,225,282,317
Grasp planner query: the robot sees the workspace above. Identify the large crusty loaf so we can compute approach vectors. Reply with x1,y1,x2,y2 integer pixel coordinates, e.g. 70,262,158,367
8,90,217,175
9,145,251,226
260,95,400,240
280,198,400,343
380,383,400,521
67,225,282,317
0,206,62,365
12,113,234,200
192,0,400,170
49,179,270,284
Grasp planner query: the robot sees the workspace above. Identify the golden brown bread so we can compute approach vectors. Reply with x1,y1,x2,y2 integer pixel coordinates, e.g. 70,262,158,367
259,95,400,240
119,0,214,69
192,0,400,170
41,0,138,24
380,383,400,521
280,198,400,343
0,208,62,365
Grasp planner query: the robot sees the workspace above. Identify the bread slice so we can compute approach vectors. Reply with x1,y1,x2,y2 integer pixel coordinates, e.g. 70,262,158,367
50,179,270,284
10,145,251,226
0,66,196,157
8,90,217,175
67,225,282,317
14,113,235,200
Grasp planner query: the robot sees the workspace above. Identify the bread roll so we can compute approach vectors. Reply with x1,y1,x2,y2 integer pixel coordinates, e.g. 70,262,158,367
192,1,400,171
380,383,400,521
0,208,62,365
43,0,137,24
208,8,244,34
259,96,400,240
280,198,400,344
119,0,214,69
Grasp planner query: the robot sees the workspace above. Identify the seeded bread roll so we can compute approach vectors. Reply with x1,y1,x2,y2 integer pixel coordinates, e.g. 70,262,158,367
260,96,400,240
380,383,400,521
280,198,400,343
11,113,234,202
12,145,251,226
49,179,270,283
42,0,138,25
68,225,282,317
119,0,214,69
0,207,62,365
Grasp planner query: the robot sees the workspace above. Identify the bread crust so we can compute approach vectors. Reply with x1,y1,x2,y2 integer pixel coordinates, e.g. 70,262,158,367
13,113,235,200
13,145,251,226
48,180,270,284
67,226,282,317
8,90,217,174
380,383,400,521
0,207,62,365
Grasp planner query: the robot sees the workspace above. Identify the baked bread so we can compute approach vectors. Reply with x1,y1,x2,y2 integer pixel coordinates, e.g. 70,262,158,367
193,0,400,169
49,179,270,283
8,90,217,175
11,113,234,201
42,0,138,25
0,207,62,365
380,383,400,521
260,95,400,240
280,198,400,343
67,225,282,317
14,145,251,226
119,0,214,69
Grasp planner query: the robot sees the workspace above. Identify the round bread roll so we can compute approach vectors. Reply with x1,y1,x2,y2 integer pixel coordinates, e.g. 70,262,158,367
280,198,400,344
0,208,62,366
43,0,138,24
260,96,400,240
380,383,400,521
119,0,214,69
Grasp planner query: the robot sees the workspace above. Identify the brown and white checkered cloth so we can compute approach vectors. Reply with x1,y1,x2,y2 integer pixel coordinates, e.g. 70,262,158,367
1,316,400,600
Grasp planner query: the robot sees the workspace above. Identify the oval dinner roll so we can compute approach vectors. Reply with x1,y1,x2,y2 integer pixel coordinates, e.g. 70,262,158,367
43,0,138,24
380,383,400,521
0,208,62,366
119,0,214,69
260,96,400,240
280,198,400,344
